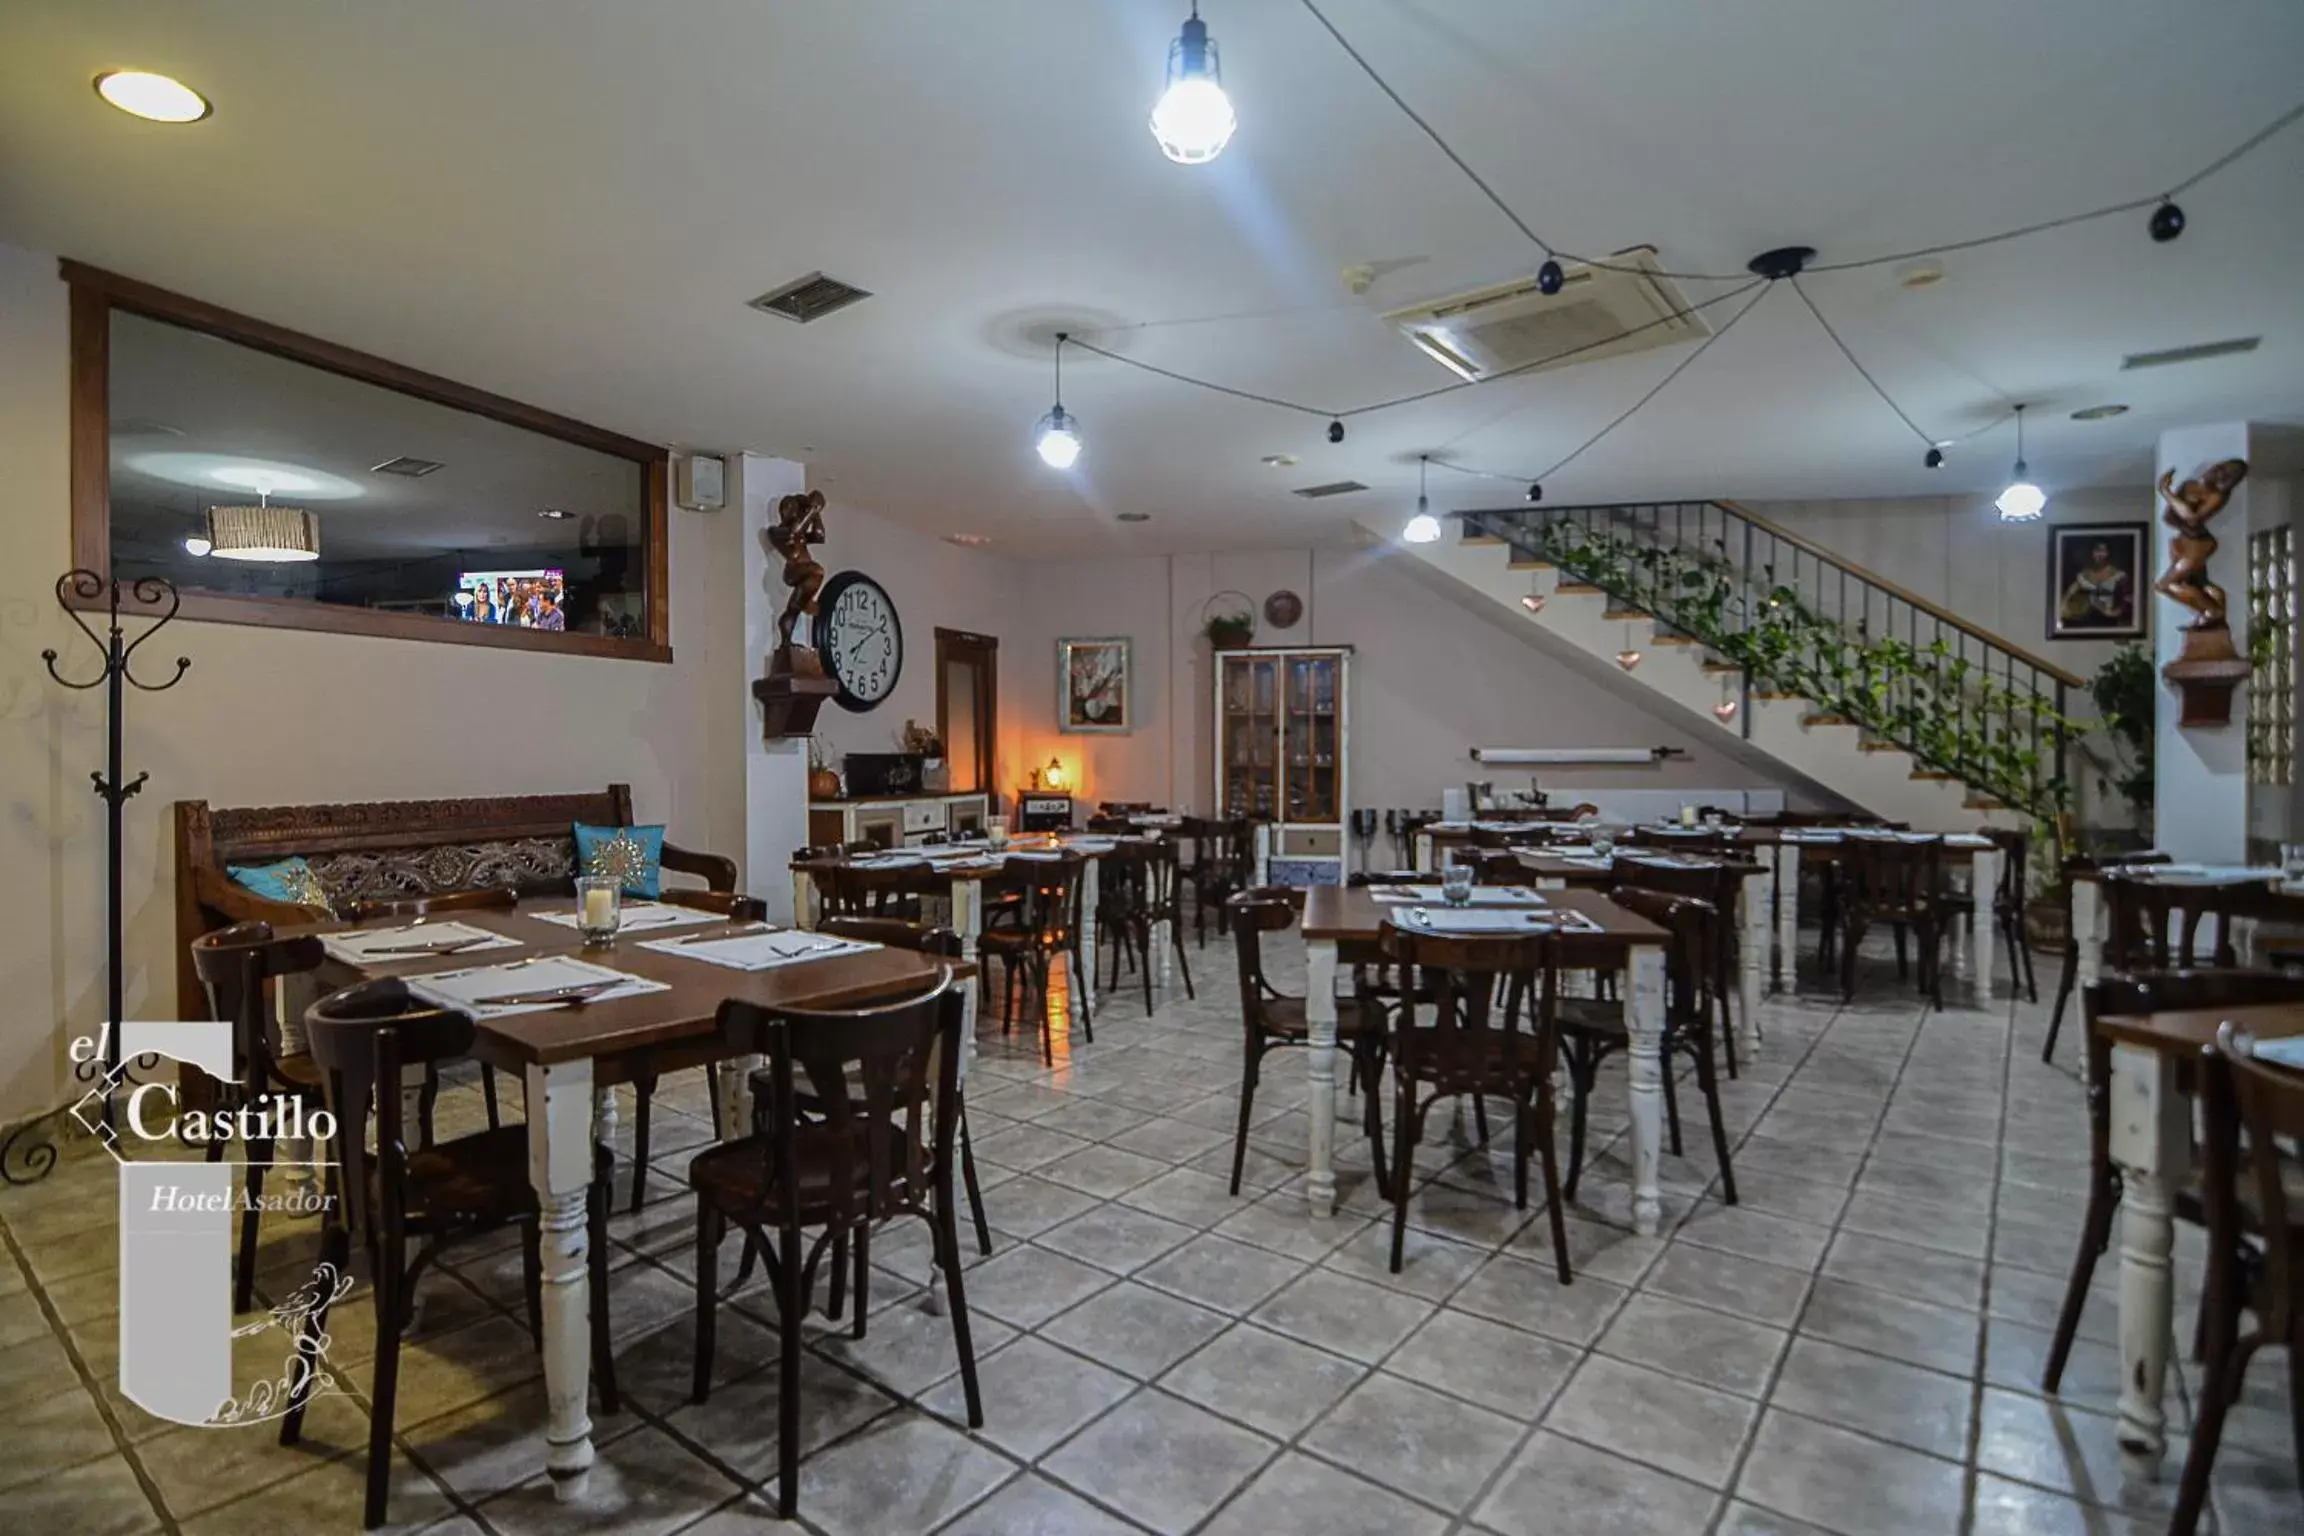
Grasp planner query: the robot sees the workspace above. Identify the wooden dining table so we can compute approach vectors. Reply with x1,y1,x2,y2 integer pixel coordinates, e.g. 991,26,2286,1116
2091,998,2304,1484
282,898,963,1504
1743,827,2007,999
1299,885,1678,1233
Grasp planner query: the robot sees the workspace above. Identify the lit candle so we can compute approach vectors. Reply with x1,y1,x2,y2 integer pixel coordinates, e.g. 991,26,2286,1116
583,884,615,928
1681,805,1697,827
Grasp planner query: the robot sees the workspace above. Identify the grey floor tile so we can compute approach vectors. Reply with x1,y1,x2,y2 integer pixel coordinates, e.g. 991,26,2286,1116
1545,1353,1759,1489
1321,1220,1488,1300
664,1351,897,1479
1116,1167,1247,1229
1159,1323,1366,1439
790,1411,1013,1536
1301,1371,1523,1512
1675,1204,1833,1272
1042,1390,1276,1536
1798,1276,1981,1375
934,1472,1146,1536
1387,1308,1581,1420
1212,1193,1371,1262
975,1175,1104,1238
1036,1205,1197,1276
1643,1242,1812,1328
1477,1429,1722,1536
957,1244,1115,1329
1041,1282,1230,1380
1449,1253,1631,1346
1968,1471,2163,1535
1974,1388,2187,1520
1598,1291,1788,1398
1715,1500,1840,1536
478,1426,741,1536
1200,1451,1449,1536
1769,1336,1972,1460
1735,1410,1967,1536
1135,1233,1308,1314
920,1335,1133,1459
1249,1269,1437,1363
1820,1229,1986,1312
0,1454,164,1536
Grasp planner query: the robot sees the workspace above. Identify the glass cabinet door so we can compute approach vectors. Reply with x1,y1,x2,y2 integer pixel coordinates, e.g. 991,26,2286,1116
1284,655,1339,823
1221,654,1281,820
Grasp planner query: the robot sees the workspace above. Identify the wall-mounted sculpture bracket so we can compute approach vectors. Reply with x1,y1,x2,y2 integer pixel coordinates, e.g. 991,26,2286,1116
2152,459,2251,727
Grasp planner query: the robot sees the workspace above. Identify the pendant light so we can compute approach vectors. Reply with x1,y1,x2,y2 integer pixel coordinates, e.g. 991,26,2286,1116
1151,4,1236,165
205,490,319,562
1713,676,1739,721
1995,403,2046,522
1616,621,1642,671
1034,333,1083,469
1401,455,1441,544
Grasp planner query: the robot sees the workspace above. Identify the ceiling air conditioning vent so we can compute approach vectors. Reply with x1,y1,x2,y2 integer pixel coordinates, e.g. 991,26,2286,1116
1293,480,1368,499
749,272,873,324
1382,247,1708,382
2120,336,2261,371
371,455,444,477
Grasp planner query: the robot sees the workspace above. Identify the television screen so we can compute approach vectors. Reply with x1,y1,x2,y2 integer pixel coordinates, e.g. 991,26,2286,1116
455,568,567,629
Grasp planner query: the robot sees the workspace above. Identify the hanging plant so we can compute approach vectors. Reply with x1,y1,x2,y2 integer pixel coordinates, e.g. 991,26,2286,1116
1200,588,1258,650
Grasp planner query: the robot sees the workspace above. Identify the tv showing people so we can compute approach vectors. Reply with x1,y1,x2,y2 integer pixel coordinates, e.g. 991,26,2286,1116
455,569,566,629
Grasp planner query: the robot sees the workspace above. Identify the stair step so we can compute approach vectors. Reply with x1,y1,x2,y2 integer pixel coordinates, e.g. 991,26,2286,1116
1555,581,1603,595
1461,529,1505,546
1857,740,1903,753
1652,635,1700,647
1911,769,1960,782
1801,714,1855,728
1701,661,1740,675
1753,689,1797,701
1601,608,1648,621
1506,555,1554,570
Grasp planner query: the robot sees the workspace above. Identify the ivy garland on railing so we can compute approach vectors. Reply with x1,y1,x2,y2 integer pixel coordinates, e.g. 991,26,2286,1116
1501,516,2088,819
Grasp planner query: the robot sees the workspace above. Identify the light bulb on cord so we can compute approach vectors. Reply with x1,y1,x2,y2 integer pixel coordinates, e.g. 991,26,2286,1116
1034,334,1082,469
1616,621,1642,671
1151,5,1236,164
182,534,212,557
1995,403,2046,522
1401,455,1442,544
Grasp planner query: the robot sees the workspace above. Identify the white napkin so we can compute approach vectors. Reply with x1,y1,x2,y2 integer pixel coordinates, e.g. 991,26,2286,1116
639,929,878,973
1392,906,1599,935
405,956,668,1019
2252,1036,2304,1069
1372,885,1549,907
320,922,520,967
2142,865,2276,886
529,901,726,933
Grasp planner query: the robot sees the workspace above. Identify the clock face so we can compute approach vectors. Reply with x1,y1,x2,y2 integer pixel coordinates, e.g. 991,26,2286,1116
819,571,902,712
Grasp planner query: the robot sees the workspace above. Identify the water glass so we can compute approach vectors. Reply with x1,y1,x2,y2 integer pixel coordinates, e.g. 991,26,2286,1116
986,824,1009,849
1441,861,1474,907
1589,824,1617,859
2283,844,2304,884
576,876,622,946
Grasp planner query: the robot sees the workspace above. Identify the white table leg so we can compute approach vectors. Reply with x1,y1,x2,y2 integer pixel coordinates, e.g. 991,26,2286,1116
1304,936,1339,1218
1774,844,1801,990
2108,1040,2188,1481
1737,865,1767,1060
1625,945,1668,1236
1075,859,1099,1028
1415,831,1434,873
1254,824,1272,886
592,1085,618,1144
1969,848,2000,1000
275,976,315,1196
791,870,815,930
524,1057,597,1501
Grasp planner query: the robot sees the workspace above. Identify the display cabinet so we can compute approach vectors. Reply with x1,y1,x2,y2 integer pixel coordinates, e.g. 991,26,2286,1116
1213,646,1350,884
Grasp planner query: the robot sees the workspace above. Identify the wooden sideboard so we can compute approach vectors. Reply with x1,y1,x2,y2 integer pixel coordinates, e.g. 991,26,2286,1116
807,791,992,849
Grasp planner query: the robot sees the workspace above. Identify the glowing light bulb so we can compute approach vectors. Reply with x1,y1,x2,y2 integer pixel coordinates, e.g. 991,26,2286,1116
1151,11,1235,164
1995,478,2046,522
1035,406,1082,469
95,70,210,123
182,534,212,557
1402,494,1441,544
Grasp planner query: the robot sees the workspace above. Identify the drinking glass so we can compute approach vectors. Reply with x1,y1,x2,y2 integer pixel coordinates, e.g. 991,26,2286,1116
2283,844,2304,885
987,824,1009,849
576,876,622,946
1441,861,1474,907
1590,824,1617,859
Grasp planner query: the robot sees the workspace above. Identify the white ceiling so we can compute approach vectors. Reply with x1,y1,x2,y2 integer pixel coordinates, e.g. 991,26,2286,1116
3,0,2301,554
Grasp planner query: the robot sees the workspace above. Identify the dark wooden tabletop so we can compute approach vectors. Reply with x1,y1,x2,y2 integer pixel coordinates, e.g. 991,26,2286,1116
789,833,1151,875
289,900,963,1069
2095,1000,2304,1057
1301,885,1667,960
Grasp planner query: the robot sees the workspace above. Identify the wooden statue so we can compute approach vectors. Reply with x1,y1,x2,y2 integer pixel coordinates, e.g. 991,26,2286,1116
753,489,840,739
2155,457,2252,726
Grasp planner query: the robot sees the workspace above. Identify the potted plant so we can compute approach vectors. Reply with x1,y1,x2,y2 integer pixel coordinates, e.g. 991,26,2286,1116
1204,609,1256,650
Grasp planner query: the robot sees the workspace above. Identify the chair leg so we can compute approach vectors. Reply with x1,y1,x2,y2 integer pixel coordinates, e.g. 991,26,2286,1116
1472,1092,1491,1147
1140,922,1155,1013
364,1262,402,1529
521,1220,544,1351
235,1151,268,1314
775,1225,804,1521
279,1221,350,1447
827,1229,849,1322
629,1068,659,1214
2042,943,2079,1063
2041,1166,2119,1393
933,1180,986,1430
1513,1098,1531,1211
1562,1046,1593,1204
1696,1033,1737,1206
1660,1054,1685,1158
588,1180,621,1413
1358,1043,1391,1202
1229,1052,1260,1197
691,1202,721,1404
1537,1095,1572,1286
959,1108,994,1257
1388,1085,1416,1275
480,1065,502,1130
1173,920,1195,1001
2168,1270,2245,1535
851,1223,871,1341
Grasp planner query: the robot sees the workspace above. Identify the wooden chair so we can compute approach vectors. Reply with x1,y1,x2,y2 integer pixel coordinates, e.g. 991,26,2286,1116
335,888,523,1135
1367,924,1571,1280
2174,1023,2304,1534
288,978,620,1529
1098,838,1195,1009
1224,889,1387,1197
1610,854,1745,1079
1183,816,1255,946
618,889,769,1212
189,921,328,1314
981,851,1090,1065
2040,968,2304,1400
2103,871,2248,972
1558,886,1740,1208
2041,852,2170,1063
687,969,983,1520
1836,835,1946,1005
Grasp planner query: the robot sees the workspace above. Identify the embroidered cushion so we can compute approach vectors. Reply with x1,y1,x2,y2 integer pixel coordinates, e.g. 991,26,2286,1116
226,856,332,911
573,823,664,898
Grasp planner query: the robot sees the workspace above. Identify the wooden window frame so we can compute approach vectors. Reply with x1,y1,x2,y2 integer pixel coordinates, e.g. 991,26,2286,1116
933,627,999,797
64,259,673,662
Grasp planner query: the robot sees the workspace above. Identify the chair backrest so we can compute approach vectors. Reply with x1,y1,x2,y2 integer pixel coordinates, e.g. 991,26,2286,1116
2102,873,2247,970
303,977,480,1245
1376,925,1560,1092
337,887,519,924
1348,869,1424,888
819,862,938,918
1983,826,2028,906
1625,827,1735,858
190,921,327,1083
1608,886,1724,1032
2217,1025,2304,1332
1467,848,1528,887
1003,851,1085,943
1844,835,1943,910
720,968,963,1233
815,916,961,958
1226,887,1300,1024
661,889,770,922
1115,837,1183,913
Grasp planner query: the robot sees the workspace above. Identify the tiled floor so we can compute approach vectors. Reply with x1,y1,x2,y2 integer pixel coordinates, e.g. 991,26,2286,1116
3,932,2300,1534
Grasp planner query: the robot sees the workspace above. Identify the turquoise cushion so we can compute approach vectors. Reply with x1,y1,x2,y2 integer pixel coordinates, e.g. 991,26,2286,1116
226,856,331,910
574,823,664,898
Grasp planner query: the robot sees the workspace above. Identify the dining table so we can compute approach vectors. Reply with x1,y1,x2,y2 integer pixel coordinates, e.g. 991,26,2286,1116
1743,826,2007,1000
2090,997,2304,1484
280,897,966,1504
1299,885,1679,1233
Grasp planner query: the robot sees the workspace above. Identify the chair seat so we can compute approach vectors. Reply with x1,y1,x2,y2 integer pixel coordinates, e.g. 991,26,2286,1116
981,925,1071,954
687,1126,928,1224
272,1052,327,1091
395,1125,537,1225
2177,1153,2304,1235
1258,995,1378,1042
1394,1028,1550,1095
1555,995,1629,1044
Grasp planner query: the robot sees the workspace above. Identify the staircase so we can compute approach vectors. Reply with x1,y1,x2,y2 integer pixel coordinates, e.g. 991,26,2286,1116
1392,499,2086,831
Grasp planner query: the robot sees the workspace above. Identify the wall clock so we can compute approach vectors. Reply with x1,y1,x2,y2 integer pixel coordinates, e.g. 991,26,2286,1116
817,570,903,712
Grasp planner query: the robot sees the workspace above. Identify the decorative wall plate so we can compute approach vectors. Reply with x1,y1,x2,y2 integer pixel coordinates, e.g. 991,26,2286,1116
1264,589,1304,629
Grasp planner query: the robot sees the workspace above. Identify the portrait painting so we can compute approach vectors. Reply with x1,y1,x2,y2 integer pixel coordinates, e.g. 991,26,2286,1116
2047,522,2148,640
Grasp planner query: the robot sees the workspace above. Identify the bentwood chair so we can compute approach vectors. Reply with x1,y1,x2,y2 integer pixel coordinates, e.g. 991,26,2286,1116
1558,886,1740,1208
688,970,984,1520
189,921,328,1314
1224,889,1387,1197
2174,1023,2304,1534
1184,816,1256,946
290,978,620,1529
1367,923,1572,1280
981,851,1090,1065
1099,838,1195,1009
1610,853,1744,1079
336,887,524,1133
1836,835,1947,1005
2040,968,2304,1402
2041,852,2170,1063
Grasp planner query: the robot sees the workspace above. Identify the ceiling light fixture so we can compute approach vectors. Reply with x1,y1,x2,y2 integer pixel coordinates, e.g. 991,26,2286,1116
182,533,211,558
1261,453,1299,469
943,532,993,547
94,70,211,123
1995,404,2046,523
1327,419,1346,445
1035,333,1083,469
1151,4,1236,165
2071,403,2130,421
205,492,320,562
1401,455,1441,544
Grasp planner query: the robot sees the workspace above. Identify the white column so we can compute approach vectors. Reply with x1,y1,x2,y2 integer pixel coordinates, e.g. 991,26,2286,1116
1074,858,1099,1027
1774,843,1801,990
1624,945,1669,1236
1414,830,1435,873
737,452,816,925
1737,863,1768,1059
2108,1040,2189,1480
1303,936,1339,1217
2152,421,2256,864
524,1057,598,1500
1968,845,2000,1000
790,870,815,931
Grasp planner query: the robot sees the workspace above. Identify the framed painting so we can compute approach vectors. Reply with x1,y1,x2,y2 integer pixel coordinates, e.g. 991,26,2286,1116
1058,636,1132,733
2046,522,2149,640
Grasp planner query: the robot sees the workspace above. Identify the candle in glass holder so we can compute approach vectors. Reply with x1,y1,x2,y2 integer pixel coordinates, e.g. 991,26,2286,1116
576,876,621,945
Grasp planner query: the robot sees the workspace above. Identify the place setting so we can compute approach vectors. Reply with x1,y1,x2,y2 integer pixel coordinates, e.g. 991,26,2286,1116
1369,882,1548,906
404,953,671,1018
318,920,522,966
637,923,880,972
529,898,729,933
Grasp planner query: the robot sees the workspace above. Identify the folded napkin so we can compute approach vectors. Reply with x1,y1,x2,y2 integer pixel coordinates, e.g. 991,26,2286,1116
1542,853,1614,870
2252,1036,2304,1070
1372,885,1548,907
1392,906,1601,935
639,928,878,973
530,900,725,933
2140,865,2276,886
405,956,668,1019
321,921,520,967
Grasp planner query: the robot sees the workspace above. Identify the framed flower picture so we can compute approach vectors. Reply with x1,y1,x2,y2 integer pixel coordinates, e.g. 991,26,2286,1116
2047,522,2149,640
1058,637,1132,733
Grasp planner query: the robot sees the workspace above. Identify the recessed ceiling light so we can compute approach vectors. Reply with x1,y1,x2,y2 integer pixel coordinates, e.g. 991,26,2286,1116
538,507,573,519
1261,453,1299,469
94,70,211,123
1895,260,1944,290
1116,511,1152,523
943,533,992,548
2070,403,2130,421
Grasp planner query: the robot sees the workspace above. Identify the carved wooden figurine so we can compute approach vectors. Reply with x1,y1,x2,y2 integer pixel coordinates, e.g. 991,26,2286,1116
754,490,840,739
2154,457,2252,727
